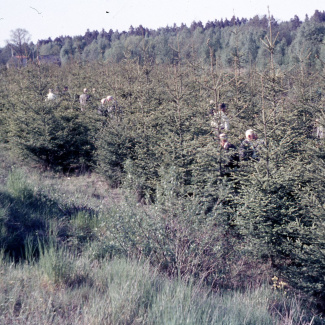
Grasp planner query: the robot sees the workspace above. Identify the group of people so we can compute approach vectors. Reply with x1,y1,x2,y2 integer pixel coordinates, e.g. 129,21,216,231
211,101,325,169
219,129,262,166
45,87,118,116
210,101,264,171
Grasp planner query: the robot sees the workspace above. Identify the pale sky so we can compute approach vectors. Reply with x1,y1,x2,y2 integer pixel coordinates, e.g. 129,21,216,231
0,0,323,47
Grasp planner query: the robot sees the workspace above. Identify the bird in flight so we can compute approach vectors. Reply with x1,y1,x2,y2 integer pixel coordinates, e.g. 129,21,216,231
106,11,109,13
30,6,42,14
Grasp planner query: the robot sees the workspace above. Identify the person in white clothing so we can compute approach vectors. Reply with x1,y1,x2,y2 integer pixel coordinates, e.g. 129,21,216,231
210,103,230,134
45,89,57,101
79,88,90,110
315,118,325,139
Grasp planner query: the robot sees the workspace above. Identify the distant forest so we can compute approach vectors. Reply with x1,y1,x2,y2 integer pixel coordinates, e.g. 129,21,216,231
1,10,325,68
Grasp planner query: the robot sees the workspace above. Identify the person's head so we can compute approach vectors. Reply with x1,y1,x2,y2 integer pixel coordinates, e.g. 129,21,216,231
219,133,228,146
49,89,53,93
83,88,88,93
218,103,226,112
245,129,257,140
107,95,113,102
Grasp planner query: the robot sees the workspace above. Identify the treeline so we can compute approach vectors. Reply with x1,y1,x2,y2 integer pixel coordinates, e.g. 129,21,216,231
1,10,325,67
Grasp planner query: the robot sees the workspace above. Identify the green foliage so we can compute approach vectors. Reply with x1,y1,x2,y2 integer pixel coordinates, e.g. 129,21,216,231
3,11,325,68
2,21,325,313
0,166,101,260
0,170,60,258
96,118,136,186
69,210,100,245
279,140,325,308
38,241,75,285
0,145,323,322
39,42,61,56
94,189,259,291
3,64,99,170
0,257,320,324
230,28,325,310
9,105,97,169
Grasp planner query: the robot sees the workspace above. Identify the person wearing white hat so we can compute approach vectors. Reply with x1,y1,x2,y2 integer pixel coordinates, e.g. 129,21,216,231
239,129,259,161
98,95,117,116
100,95,114,105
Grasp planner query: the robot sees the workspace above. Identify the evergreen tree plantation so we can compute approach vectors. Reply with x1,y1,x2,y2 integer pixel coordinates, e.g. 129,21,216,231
1,10,325,324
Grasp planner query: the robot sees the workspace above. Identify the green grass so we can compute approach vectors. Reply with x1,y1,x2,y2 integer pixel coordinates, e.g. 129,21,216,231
0,256,318,325
0,145,322,324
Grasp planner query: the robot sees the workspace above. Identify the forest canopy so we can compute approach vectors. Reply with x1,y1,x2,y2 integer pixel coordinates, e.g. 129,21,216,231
1,10,325,68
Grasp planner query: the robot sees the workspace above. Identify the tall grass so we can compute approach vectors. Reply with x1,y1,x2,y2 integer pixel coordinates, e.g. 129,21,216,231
0,256,318,324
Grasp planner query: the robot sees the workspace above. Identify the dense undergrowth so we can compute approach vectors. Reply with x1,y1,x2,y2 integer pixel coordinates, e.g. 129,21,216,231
0,145,323,324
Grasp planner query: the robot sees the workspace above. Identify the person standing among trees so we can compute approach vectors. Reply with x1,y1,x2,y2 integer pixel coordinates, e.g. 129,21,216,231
315,118,325,139
45,89,57,101
208,100,215,116
219,133,239,169
79,88,90,111
210,102,230,134
239,129,262,161
61,86,70,98
98,95,117,116
220,133,236,151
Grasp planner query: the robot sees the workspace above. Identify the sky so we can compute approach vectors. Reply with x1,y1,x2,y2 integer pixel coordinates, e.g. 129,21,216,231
0,0,324,47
